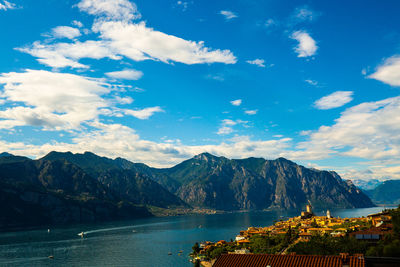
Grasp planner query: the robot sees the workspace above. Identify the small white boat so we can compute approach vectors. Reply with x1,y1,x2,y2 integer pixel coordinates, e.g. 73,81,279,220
77,232,85,237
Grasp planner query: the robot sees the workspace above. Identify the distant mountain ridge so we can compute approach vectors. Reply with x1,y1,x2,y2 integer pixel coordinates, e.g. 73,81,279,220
0,151,375,228
37,151,375,210
149,153,374,210
352,179,383,191
364,180,400,205
0,152,186,229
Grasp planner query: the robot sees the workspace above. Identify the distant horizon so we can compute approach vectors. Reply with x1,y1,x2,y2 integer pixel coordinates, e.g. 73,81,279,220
0,0,400,181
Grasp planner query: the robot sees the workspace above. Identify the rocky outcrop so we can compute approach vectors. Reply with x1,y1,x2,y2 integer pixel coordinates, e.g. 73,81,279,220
154,154,375,210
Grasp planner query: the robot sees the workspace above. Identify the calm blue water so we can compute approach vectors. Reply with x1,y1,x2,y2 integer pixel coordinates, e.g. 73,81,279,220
0,206,392,267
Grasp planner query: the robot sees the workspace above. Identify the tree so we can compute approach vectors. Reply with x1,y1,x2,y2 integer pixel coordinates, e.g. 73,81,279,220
311,219,318,228
208,247,227,259
192,242,200,254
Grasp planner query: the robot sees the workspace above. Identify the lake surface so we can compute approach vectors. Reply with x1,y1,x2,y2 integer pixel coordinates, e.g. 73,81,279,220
0,206,392,267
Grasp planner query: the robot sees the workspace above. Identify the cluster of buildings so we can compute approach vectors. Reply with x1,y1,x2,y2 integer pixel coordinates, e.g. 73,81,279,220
195,204,394,264
233,204,378,244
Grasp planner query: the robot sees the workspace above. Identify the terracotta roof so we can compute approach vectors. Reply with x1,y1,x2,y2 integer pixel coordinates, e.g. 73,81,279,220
299,232,312,236
349,228,391,236
212,254,365,267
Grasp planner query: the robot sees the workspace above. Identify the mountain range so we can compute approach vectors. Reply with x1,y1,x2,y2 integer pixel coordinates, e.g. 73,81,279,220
364,180,400,205
0,151,375,228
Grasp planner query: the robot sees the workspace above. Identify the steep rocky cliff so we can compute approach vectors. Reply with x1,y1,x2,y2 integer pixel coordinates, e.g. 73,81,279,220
154,153,375,210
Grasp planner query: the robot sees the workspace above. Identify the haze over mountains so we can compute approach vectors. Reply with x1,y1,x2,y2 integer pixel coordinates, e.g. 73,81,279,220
364,180,400,205
0,151,375,228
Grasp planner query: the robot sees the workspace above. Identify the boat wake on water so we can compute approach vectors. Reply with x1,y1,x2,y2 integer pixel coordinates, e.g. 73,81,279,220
77,225,137,237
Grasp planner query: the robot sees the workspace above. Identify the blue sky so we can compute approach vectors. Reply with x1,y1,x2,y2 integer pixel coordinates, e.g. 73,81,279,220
1,0,400,181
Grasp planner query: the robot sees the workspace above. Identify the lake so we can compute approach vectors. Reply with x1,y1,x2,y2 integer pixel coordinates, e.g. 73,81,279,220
0,206,392,267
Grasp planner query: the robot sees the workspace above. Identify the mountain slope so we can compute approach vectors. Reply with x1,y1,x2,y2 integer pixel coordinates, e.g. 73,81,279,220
365,180,400,205
154,153,375,210
0,157,152,228
40,151,186,208
0,151,375,228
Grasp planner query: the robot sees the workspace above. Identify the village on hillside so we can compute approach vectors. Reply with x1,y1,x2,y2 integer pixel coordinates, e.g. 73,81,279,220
191,204,398,267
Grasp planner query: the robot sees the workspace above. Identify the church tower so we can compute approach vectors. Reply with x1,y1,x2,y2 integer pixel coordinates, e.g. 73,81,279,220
327,210,331,219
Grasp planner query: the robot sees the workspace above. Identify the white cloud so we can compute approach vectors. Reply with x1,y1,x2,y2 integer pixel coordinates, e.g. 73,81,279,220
0,70,110,130
0,123,293,167
72,20,84,28
51,26,81,39
305,79,318,86
220,10,238,20
230,99,242,106
114,96,133,105
217,126,234,135
17,40,119,69
19,20,236,68
77,0,141,21
291,30,318,58
124,106,164,119
221,119,237,126
245,109,258,115
368,56,400,86
293,96,400,163
0,69,162,130
217,119,249,135
0,0,15,11
292,6,320,24
246,59,265,68
106,69,143,80
314,91,353,110
94,21,237,65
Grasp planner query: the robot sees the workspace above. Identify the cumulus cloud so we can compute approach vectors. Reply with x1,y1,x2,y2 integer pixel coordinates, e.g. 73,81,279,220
0,70,162,130
72,20,84,28
17,0,236,69
217,126,234,135
17,40,119,69
0,70,110,130
314,91,353,110
124,106,164,119
106,69,143,80
341,165,400,181
19,21,236,68
294,96,400,163
0,0,15,11
51,26,81,39
0,124,292,167
220,10,238,20
77,0,141,21
95,21,237,64
368,56,400,86
246,59,265,67
217,119,249,135
230,99,242,106
291,30,318,57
